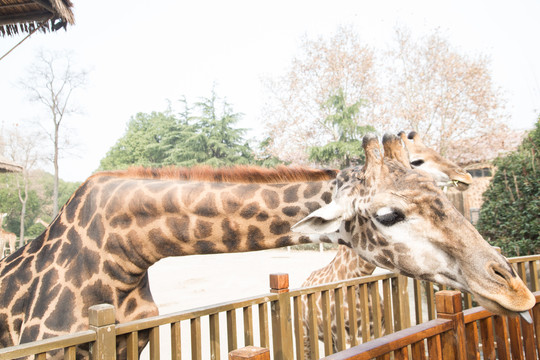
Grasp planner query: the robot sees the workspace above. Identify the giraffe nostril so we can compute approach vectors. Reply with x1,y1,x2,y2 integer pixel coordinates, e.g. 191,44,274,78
489,263,512,284
494,269,506,281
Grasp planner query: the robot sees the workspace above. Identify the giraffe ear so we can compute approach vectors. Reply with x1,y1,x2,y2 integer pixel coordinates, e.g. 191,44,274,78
291,201,345,234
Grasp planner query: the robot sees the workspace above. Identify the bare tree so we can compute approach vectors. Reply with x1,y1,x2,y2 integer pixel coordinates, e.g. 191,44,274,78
261,26,385,163
385,28,509,159
20,50,87,217
262,26,510,165
4,126,45,247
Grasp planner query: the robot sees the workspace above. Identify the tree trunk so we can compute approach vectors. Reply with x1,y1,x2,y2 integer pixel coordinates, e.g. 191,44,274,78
19,200,26,248
18,175,28,248
53,122,60,217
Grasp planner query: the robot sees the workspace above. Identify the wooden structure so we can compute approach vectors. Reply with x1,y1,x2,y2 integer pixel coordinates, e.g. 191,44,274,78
0,155,21,173
229,346,270,360
0,254,538,359
0,0,74,37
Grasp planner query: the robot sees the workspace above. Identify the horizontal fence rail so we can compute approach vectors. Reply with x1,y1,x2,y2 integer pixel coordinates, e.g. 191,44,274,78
0,254,538,359
0,331,96,360
320,291,540,360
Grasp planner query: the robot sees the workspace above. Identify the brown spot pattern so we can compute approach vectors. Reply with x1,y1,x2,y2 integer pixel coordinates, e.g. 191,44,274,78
261,189,279,209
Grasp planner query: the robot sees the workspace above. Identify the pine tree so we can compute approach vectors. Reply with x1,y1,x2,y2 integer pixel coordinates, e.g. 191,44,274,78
309,89,374,169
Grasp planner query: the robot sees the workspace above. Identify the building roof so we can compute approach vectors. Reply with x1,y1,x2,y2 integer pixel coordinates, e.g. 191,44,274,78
0,0,74,37
0,155,22,173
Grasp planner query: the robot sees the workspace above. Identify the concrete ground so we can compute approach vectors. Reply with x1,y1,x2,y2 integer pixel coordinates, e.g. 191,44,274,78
143,248,339,359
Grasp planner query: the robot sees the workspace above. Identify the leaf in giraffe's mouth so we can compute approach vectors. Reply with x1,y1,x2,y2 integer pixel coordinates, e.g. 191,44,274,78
520,311,533,324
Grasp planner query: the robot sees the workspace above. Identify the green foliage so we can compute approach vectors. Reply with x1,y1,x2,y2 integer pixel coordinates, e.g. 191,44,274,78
476,119,540,256
0,174,40,238
181,92,253,166
254,137,286,168
0,171,80,239
99,91,260,170
99,111,187,169
309,89,375,169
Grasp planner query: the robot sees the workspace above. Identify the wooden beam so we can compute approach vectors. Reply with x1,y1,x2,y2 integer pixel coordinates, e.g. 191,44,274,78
0,2,38,10
32,0,55,14
0,11,51,26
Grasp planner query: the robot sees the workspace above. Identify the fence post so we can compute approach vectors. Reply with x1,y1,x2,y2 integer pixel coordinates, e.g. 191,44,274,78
436,291,466,360
269,273,293,360
229,346,270,360
392,275,411,330
89,304,116,360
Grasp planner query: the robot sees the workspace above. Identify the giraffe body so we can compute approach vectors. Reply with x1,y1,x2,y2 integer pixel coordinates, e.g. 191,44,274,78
0,167,337,357
0,134,533,359
301,244,379,355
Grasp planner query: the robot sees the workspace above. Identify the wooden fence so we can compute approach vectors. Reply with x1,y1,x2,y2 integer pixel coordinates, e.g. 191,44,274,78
321,290,540,360
0,254,538,359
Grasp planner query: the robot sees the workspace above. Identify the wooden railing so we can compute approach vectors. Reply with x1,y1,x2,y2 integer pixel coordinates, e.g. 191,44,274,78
288,272,410,359
320,290,540,360
0,254,538,359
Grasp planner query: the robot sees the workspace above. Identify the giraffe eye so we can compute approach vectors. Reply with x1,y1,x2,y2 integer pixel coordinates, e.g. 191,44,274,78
410,159,425,167
374,207,406,226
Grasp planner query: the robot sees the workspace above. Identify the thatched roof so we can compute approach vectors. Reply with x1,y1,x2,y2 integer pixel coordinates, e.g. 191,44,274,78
0,0,74,37
0,155,22,173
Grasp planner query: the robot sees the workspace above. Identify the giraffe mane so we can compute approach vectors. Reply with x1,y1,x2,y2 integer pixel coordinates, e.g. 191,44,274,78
92,165,338,183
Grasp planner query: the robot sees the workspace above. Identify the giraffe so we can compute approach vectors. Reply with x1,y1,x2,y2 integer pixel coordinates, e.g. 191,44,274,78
0,213,16,258
0,213,7,257
300,131,473,357
34,217,51,228
0,229,16,258
0,134,533,359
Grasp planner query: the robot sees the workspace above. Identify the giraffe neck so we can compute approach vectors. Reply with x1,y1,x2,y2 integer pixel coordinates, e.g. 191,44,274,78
329,245,376,279
343,246,376,277
0,169,343,346
49,174,341,275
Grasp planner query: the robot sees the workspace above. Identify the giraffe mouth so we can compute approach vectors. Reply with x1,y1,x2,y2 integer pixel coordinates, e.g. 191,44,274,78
454,181,470,191
472,291,535,322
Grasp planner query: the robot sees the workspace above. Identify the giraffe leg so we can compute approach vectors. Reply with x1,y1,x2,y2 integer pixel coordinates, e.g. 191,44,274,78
303,333,311,360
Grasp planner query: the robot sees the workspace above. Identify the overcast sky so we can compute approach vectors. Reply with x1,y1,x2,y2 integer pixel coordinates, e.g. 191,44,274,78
1,0,539,182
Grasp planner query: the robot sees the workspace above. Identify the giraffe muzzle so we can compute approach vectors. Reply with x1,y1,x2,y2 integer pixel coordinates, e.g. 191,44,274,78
469,261,536,318
453,180,470,191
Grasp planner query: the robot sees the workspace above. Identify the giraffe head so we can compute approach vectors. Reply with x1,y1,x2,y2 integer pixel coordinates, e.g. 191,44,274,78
292,133,534,318
399,131,472,191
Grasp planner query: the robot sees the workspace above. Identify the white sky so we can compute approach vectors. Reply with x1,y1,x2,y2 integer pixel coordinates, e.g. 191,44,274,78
1,0,539,182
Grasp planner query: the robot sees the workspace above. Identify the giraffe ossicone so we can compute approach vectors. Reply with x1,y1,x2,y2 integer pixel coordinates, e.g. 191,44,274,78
0,133,532,358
